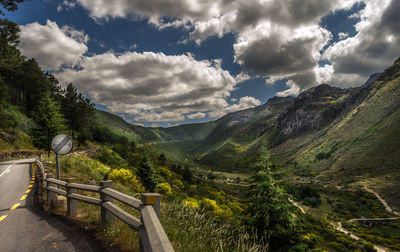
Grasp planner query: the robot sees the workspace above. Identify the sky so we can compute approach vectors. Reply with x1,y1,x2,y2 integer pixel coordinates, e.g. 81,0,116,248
4,0,400,127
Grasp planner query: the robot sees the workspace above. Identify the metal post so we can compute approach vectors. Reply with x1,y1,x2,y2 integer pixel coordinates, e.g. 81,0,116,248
56,153,60,180
65,178,77,217
99,180,114,228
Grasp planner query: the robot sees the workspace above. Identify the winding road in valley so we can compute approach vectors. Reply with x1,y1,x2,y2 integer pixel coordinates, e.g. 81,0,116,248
0,159,105,251
289,185,400,252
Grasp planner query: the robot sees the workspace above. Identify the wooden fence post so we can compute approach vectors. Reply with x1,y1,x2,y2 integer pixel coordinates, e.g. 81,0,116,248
46,174,58,208
100,180,114,228
140,193,162,252
65,178,77,217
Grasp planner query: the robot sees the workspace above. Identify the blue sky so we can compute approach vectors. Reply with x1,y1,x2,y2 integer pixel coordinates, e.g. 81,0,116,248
4,0,399,127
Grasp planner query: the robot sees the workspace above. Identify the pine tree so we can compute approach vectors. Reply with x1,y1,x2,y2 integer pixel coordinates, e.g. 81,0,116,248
61,83,94,144
0,0,24,15
0,74,8,128
32,93,65,156
245,146,301,249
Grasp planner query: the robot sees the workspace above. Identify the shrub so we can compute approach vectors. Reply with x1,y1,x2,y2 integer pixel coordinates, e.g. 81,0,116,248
183,197,199,208
156,182,172,195
172,179,184,190
202,198,218,210
109,168,144,192
315,152,331,160
157,166,172,179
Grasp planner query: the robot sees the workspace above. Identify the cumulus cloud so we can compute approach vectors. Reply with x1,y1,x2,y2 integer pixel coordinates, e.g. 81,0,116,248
18,20,88,70
208,96,261,118
57,0,76,12
75,0,375,95
338,32,349,39
323,0,400,87
55,51,242,122
76,0,221,21
187,112,206,119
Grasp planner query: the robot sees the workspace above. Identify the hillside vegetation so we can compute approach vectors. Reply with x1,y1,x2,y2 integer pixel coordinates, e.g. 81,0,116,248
1,3,399,250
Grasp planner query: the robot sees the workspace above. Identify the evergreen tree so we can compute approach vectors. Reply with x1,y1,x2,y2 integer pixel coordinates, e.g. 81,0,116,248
245,146,301,249
32,93,65,156
61,83,94,144
0,74,8,127
0,0,24,15
158,153,166,166
137,162,162,191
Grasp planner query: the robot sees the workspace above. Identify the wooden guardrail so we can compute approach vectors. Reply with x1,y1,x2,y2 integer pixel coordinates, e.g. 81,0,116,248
34,158,174,252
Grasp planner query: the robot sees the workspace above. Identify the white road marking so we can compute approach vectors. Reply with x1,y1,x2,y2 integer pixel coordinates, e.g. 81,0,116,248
0,162,17,178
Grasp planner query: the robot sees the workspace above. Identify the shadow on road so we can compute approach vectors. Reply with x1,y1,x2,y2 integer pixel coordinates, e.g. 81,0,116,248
22,168,120,252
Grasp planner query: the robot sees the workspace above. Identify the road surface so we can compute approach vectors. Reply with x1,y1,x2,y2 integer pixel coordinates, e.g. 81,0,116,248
0,158,106,252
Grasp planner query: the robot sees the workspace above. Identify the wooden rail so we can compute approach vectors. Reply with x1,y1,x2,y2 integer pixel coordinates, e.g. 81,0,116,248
34,158,174,252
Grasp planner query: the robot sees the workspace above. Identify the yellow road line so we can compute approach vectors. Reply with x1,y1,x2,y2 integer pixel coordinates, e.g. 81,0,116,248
0,215,7,222
28,185,32,188
26,189,31,193
20,195,27,200
10,203,20,210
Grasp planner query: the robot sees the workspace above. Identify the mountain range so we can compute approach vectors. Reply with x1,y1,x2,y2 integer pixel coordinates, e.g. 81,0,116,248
95,57,400,211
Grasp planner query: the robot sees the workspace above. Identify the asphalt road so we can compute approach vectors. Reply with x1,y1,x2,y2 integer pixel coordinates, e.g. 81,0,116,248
0,159,106,252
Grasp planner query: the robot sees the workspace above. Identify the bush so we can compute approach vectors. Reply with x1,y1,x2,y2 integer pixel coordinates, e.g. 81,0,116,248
109,168,144,192
157,166,172,179
183,197,199,208
172,179,184,189
315,152,331,160
155,182,172,195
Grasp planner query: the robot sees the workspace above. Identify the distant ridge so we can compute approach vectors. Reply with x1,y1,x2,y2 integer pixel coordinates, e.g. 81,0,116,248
361,72,381,88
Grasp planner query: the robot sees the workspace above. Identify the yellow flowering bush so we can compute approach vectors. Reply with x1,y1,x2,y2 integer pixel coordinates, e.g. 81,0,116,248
172,179,184,189
157,166,172,179
109,168,144,192
183,197,199,208
202,198,233,219
155,182,172,195
202,198,218,210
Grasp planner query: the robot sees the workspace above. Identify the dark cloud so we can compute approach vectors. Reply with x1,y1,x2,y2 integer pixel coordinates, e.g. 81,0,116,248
240,36,317,76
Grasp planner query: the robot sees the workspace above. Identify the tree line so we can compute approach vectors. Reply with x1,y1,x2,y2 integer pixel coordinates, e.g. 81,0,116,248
0,1,96,155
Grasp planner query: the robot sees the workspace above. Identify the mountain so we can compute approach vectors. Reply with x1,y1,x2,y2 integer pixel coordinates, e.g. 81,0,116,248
273,57,400,209
361,72,381,88
93,110,217,144
91,58,400,208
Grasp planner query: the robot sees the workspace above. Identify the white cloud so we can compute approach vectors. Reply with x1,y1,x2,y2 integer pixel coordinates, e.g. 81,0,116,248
56,51,239,122
338,32,349,39
57,0,76,12
187,112,206,119
208,96,261,118
18,20,88,70
276,80,300,97
75,0,373,95
322,0,400,87
135,111,185,122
